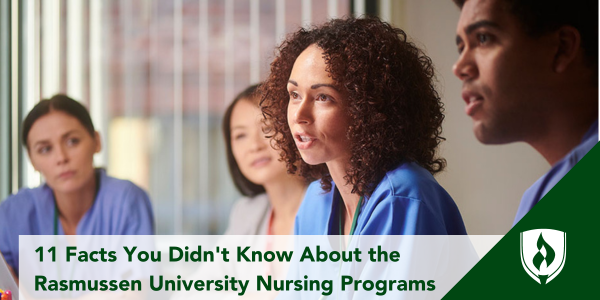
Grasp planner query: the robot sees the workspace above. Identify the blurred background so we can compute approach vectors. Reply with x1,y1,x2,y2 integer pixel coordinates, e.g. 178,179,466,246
0,0,548,235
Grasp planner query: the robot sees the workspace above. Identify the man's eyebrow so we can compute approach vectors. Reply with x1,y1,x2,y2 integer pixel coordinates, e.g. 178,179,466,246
464,20,500,35
456,20,500,46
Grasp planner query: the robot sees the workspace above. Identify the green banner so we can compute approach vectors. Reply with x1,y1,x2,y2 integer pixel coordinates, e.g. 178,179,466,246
443,142,599,298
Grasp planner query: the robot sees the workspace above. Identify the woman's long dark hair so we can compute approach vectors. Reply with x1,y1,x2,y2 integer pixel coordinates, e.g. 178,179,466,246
22,94,96,149
222,84,266,197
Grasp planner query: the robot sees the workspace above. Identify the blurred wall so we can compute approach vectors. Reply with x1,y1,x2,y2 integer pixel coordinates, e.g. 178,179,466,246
390,0,549,234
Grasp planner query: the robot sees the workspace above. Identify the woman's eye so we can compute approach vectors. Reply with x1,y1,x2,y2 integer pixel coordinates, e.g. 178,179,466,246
38,146,51,154
316,94,331,102
67,138,80,146
289,91,299,100
234,133,246,140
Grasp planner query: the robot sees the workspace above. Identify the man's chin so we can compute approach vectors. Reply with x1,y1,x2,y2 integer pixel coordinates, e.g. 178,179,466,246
473,122,514,145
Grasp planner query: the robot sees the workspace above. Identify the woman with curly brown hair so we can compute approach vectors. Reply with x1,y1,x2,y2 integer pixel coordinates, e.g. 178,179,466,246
260,17,467,235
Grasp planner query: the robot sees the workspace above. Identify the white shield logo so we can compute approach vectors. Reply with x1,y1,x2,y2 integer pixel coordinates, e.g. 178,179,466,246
520,229,566,284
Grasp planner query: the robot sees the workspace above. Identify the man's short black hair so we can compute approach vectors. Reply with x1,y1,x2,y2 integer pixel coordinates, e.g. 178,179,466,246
453,0,598,69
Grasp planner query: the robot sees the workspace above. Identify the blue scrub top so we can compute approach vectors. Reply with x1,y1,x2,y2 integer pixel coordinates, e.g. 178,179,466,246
0,169,155,276
295,162,467,235
514,120,598,225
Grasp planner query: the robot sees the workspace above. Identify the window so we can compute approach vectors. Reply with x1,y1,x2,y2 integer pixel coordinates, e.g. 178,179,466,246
4,0,355,234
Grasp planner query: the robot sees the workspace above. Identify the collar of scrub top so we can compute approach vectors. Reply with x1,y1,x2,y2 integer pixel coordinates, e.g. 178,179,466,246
53,169,102,235
51,170,101,298
339,195,363,236
338,188,364,253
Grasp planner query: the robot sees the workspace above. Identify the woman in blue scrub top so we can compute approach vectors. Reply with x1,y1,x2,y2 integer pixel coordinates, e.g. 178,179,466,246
0,94,154,277
260,17,467,236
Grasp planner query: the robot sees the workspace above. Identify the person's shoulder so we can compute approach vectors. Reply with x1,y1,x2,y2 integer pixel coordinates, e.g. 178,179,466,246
365,163,465,235
300,180,334,208
0,185,50,213
225,194,270,235
96,170,152,214
93,170,154,234
98,170,149,201
305,180,329,197
377,162,443,200
0,186,55,236
100,170,142,192
539,123,599,187
520,125,599,207
229,193,269,217
565,123,598,167
295,180,334,235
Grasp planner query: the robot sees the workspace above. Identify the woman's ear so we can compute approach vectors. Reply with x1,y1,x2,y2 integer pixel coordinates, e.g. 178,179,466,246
553,25,582,73
94,131,102,153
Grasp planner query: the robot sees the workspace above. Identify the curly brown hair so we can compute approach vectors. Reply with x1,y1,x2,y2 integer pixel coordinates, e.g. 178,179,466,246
260,16,446,197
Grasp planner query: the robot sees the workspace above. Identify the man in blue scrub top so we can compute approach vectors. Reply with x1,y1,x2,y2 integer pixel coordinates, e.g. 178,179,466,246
452,0,598,224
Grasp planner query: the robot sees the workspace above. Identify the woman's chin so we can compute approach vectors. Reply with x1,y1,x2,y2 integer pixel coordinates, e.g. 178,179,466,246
300,156,324,166
246,171,277,187
47,175,93,195
49,182,83,195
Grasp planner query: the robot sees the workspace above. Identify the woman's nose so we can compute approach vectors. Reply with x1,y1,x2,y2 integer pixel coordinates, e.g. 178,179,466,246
293,99,313,125
250,130,267,152
55,145,69,165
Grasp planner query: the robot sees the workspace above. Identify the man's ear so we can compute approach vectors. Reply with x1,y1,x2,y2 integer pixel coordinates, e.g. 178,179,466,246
94,131,102,153
553,25,581,73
